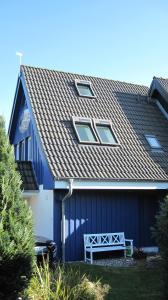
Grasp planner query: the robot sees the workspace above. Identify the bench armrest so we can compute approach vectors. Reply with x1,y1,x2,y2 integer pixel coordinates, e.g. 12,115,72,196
125,239,133,256
125,239,133,245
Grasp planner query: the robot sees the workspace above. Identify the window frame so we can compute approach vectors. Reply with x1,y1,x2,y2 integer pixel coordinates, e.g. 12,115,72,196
93,119,119,146
72,116,99,144
14,144,19,160
145,134,162,150
27,136,32,161
75,79,95,98
19,139,25,160
25,136,32,161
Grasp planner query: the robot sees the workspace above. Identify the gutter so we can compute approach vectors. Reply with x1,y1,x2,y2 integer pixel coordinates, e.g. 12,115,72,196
61,178,74,263
55,179,168,191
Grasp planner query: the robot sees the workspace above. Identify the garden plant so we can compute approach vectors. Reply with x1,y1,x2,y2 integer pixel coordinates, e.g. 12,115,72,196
152,196,168,299
0,116,35,299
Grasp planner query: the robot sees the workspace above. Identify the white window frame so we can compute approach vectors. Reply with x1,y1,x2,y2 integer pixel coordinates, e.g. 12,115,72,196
93,119,119,146
75,79,95,98
20,139,25,160
145,134,162,150
15,144,19,160
27,136,32,161
72,116,99,144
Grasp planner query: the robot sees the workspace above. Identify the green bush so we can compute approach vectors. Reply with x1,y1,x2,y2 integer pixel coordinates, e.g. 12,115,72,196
0,116,35,299
25,261,110,300
152,196,168,299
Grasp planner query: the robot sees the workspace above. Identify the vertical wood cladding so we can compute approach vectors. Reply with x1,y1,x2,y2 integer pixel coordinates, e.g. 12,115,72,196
54,189,161,261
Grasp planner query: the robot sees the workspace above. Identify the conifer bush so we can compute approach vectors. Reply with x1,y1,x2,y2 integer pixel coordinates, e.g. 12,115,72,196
0,116,35,299
152,196,168,299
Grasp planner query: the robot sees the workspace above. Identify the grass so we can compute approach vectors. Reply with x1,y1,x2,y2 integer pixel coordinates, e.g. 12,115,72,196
24,260,163,299
70,263,163,300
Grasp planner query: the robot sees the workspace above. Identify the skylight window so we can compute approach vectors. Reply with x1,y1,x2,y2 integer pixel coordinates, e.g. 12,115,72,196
145,135,162,149
72,117,98,143
94,119,119,145
72,117,119,146
76,123,96,142
96,124,117,144
75,80,95,97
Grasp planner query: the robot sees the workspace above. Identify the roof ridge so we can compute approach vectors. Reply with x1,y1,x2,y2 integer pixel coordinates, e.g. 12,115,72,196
153,76,168,81
21,64,148,89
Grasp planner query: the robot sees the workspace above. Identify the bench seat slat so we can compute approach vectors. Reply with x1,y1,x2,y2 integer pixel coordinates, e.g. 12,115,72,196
86,246,126,252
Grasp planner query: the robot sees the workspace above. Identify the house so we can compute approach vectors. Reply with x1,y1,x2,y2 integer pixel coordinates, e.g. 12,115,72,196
8,66,168,261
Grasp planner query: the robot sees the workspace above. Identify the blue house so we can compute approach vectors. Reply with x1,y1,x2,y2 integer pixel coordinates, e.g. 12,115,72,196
8,66,168,261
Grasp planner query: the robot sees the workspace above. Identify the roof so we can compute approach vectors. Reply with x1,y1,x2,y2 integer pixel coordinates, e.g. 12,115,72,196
154,77,168,95
149,77,168,101
21,65,168,181
16,161,39,190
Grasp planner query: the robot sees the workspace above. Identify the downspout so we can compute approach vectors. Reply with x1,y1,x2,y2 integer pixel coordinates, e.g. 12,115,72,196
61,179,74,263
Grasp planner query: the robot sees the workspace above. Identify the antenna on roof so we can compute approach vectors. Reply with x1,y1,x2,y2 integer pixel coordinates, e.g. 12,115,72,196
16,52,23,66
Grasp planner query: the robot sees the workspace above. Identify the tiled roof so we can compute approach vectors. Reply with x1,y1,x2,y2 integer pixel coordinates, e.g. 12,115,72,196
16,161,39,190
154,77,168,96
21,65,168,181
149,77,168,101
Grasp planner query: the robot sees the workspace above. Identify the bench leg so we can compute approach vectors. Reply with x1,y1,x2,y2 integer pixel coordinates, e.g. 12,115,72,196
84,249,86,262
90,252,93,264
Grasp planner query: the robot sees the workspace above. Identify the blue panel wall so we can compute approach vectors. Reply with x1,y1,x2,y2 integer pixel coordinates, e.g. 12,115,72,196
54,190,161,261
10,82,54,189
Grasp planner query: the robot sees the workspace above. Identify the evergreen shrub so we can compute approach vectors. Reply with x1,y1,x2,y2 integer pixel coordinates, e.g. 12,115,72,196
152,196,168,299
0,116,35,299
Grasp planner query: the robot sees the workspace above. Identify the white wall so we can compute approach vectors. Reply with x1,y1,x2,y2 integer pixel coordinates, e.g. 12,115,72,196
27,185,54,240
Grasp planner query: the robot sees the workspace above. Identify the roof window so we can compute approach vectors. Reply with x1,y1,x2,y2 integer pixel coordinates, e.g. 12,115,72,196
145,135,162,150
75,80,95,97
95,120,119,145
72,117,98,143
72,117,119,146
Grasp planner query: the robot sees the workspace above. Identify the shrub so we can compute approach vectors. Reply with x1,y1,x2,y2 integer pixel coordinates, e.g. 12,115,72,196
0,116,35,299
26,261,110,300
152,196,168,299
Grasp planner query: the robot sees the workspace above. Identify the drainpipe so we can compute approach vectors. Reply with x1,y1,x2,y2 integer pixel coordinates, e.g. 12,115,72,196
61,179,74,263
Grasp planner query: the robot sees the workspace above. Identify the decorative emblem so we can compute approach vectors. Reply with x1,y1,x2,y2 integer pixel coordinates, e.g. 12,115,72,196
19,109,30,133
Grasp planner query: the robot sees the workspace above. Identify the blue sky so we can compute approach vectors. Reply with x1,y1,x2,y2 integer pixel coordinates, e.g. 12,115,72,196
0,0,168,128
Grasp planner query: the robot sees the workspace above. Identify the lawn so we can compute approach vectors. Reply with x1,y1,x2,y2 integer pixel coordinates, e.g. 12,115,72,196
70,263,163,300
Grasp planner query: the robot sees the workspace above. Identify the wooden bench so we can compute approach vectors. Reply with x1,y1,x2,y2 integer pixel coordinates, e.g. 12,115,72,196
84,232,133,264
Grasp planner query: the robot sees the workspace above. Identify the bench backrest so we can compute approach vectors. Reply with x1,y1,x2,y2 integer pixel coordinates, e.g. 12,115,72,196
84,232,125,248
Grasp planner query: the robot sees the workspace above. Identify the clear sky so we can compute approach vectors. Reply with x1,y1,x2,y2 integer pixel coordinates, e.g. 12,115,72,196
0,0,168,128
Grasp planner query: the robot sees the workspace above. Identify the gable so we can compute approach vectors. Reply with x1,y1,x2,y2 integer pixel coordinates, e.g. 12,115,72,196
8,78,54,189
149,77,168,114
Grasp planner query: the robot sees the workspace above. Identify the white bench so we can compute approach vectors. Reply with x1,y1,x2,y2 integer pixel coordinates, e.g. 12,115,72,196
84,232,133,264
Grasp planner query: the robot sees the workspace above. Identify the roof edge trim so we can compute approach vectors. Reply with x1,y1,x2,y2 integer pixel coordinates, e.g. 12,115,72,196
55,179,168,190
156,100,168,120
8,75,21,136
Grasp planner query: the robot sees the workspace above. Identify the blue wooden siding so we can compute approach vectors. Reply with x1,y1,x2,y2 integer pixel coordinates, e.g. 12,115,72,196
54,190,161,261
10,81,54,189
